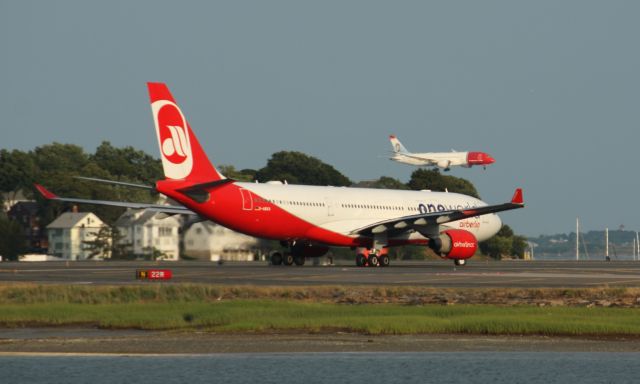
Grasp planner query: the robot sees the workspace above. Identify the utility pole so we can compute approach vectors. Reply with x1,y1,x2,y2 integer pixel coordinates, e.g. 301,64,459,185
576,218,579,261
636,232,639,261
605,228,609,261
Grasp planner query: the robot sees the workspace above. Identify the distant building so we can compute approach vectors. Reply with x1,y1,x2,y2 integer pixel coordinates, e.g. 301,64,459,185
7,201,48,251
114,209,181,260
19,254,64,262
47,212,109,260
183,221,259,261
2,189,29,213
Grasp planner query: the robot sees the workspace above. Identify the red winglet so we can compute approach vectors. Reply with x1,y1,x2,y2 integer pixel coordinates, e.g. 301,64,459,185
511,188,523,205
34,184,58,199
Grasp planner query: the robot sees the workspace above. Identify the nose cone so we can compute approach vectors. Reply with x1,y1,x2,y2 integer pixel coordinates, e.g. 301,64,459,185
484,153,496,165
483,214,503,241
467,152,496,165
492,214,502,236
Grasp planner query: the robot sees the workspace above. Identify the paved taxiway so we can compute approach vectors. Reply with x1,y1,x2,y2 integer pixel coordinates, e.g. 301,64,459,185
1,260,640,287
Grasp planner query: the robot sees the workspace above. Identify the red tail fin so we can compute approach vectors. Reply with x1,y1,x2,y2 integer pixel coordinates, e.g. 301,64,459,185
147,82,224,182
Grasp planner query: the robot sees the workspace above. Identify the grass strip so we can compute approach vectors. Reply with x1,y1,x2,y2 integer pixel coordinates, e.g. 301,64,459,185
0,284,638,306
1,300,640,336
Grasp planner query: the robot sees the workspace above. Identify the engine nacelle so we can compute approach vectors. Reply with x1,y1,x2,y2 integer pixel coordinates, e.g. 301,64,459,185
291,243,330,258
429,229,478,260
436,160,451,169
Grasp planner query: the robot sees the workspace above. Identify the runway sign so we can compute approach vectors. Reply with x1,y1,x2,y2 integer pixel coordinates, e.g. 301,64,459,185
136,269,173,280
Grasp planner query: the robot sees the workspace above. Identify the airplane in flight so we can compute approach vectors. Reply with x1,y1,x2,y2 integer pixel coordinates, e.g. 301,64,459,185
36,83,524,267
389,135,495,171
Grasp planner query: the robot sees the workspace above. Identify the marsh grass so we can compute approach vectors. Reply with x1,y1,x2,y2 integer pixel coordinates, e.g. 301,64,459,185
1,284,639,336
1,300,640,336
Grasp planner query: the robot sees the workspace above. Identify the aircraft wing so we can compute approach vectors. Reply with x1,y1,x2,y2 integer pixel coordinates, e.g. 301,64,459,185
395,153,437,163
350,188,524,236
34,184,197,215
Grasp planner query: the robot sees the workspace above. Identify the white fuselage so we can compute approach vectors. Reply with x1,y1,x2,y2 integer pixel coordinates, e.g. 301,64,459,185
238,182,502,243
391,152,470,168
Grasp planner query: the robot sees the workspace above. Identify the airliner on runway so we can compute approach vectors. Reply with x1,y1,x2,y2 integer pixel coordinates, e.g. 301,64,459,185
389,135,495,171
36,83,523,267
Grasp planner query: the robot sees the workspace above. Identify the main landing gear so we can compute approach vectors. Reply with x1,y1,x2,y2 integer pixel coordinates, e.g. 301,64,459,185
453,259,467,266
270,250,305,266
270,241,330,267
355,248,390,268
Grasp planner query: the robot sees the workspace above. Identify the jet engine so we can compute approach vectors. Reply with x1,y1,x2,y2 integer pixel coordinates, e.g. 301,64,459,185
429,229,478,260
436,160,451,169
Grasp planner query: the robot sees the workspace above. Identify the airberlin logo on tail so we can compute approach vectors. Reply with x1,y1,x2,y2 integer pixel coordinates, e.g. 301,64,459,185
151,100,193,179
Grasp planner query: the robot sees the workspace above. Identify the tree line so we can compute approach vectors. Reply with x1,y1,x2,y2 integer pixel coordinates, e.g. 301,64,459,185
0,144,526,260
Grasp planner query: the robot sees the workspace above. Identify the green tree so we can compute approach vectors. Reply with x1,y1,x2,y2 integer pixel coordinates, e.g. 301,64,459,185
480,225,526,259
27,142,162,225
81,226,134,260
353,176,409,190
408,169,480,198
0,215,26,261
511,235,528,258
143,246,169,261
254,151,352,186
81,226,113,259
0,149,38,196
218,165,256,182
91,141,163,184
33,143,89,174
481,236,512,259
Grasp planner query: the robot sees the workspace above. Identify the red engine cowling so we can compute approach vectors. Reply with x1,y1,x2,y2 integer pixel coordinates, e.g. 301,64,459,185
429,229,478,260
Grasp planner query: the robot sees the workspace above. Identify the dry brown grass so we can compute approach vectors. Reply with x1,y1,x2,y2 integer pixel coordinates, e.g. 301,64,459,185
0,284,639,307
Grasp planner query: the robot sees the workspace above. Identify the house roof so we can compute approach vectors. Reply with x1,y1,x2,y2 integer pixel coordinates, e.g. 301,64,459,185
47,212,104,229
8,201,39,216
115,209,181,227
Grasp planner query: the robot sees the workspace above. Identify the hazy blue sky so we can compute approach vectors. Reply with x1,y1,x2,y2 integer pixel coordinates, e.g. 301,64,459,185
2,1,639,236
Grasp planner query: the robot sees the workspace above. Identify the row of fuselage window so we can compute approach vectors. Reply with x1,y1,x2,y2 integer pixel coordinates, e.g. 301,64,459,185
254,197,419,212
255,197,325,207
340,203,417,212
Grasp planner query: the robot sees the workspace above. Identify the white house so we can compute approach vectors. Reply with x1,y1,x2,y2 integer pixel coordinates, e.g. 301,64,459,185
47,212,109,260
183,221,259,261
115,209,181,260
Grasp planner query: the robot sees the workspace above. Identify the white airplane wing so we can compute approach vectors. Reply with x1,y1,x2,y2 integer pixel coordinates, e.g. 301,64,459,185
395,153,438,162
350,188,524,236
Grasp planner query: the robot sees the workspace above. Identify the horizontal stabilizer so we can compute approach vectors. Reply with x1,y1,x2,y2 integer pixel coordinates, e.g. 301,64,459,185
74,176,154,190
33,184,197,215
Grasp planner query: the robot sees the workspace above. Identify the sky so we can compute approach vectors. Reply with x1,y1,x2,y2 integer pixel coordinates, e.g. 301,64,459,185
1,1,639,237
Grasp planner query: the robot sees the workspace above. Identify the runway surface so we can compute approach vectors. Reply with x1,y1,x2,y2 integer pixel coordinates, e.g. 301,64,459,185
1,260,640,287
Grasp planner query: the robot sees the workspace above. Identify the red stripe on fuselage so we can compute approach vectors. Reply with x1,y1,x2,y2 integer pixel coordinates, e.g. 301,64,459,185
156,179,362,247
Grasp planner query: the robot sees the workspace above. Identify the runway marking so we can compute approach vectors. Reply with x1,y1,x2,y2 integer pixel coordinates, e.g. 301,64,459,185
584,279,640,286
2,268,133,273
472,278,550,286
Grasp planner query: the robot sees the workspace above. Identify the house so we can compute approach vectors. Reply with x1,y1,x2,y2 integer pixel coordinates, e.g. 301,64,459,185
7,201,48,251
114,209,181,260
47,212,109,260
183,221,259,261
2,189,29,213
